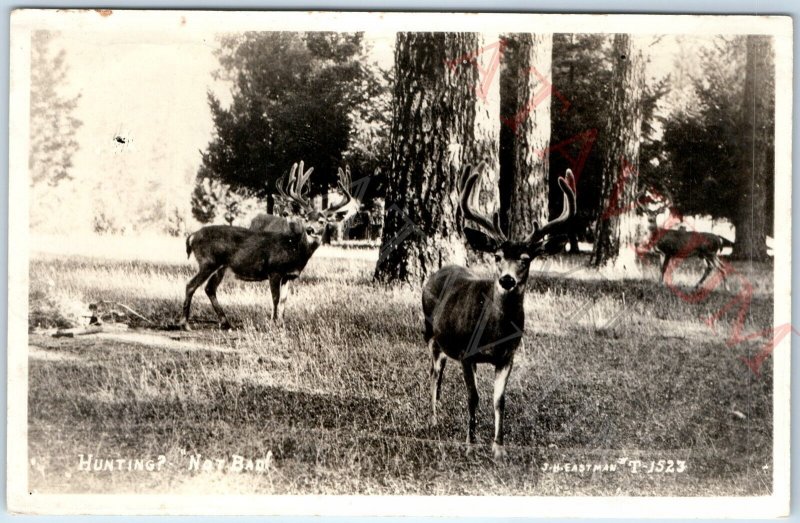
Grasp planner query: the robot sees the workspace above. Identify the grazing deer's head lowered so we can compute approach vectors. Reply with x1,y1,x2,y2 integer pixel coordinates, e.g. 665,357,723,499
636,188,733,289
250,162,355,245
179,161,349,330
422,163,576,460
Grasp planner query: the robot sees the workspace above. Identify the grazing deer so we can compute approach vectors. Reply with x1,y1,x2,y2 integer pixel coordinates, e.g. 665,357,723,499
423,164,576,460
250,165,356,244
637,190,733,289
179,161,353,329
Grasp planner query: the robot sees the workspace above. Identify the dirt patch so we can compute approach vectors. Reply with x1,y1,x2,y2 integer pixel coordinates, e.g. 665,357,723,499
93,331,241,354
29,329,241,358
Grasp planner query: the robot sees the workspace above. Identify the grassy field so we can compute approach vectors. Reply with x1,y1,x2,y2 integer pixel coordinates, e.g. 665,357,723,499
27,235,774,496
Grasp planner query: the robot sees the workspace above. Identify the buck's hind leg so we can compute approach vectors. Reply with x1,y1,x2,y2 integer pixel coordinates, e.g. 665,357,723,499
278,279,290,318
492,359,514,460
695,256,715,289
179,264,219,330
713,255,730,291
429,341,447,424
462,361,479,452
659,254,672,284
204,267,231,330
269,275,281,321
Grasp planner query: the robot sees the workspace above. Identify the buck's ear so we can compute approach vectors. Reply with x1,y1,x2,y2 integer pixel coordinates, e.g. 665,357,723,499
464,226,499,253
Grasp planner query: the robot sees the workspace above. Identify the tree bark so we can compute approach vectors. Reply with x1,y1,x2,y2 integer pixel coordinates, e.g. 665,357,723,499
467,33,502,229
266,193,275,214
732,35,772,261
375,32,500,285
499,34,553,241
590,34,645,271
465,33,503,264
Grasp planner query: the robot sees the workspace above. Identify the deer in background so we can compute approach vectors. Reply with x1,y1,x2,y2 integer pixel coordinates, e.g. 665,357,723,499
250,164,356,244
179,161,354,329
636,190,733,289
423,164,576,460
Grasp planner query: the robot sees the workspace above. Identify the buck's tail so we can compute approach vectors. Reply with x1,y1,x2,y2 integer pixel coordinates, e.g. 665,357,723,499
185,233,194,259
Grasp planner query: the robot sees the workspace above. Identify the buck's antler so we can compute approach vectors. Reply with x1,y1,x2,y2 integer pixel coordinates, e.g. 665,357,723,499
324,165,355,215
277,161,315,213
274,172,291,205
524,169,576,244
459,163,507,242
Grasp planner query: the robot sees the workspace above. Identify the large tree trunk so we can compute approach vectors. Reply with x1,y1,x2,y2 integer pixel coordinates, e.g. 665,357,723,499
374,32,500,284
732,35,772,261
465,34,503,264
590,34,645,271
499,34,552,240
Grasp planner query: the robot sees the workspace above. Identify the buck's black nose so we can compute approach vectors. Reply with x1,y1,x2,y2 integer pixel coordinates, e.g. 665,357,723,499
498,275,517,290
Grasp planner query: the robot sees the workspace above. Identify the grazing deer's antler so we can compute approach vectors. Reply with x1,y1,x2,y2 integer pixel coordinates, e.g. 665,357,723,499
459,163,507,242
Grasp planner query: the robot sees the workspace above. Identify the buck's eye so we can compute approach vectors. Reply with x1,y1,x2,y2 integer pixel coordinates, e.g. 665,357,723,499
494,254,502,263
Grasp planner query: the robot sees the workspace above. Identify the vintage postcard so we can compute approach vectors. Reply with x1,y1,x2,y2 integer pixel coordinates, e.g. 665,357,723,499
7,9,792,517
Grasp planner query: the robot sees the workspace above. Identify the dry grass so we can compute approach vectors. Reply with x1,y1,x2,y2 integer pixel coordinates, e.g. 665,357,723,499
27,236,774,496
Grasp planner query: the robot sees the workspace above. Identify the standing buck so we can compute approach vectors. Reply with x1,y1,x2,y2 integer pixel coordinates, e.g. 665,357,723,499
423,164,576,459
637,190,733,289
179,161,353,329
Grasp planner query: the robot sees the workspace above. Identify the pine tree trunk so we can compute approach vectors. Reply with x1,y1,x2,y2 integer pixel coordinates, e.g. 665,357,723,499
466,33,502,264
500,34,552,241
732,35,771,261
590,34,645,271
375,32,497,285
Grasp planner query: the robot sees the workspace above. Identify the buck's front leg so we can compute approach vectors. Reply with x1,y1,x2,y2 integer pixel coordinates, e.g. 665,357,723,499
461,361,479,453
269,275,290,321
492,358,514,460
429,341,447,424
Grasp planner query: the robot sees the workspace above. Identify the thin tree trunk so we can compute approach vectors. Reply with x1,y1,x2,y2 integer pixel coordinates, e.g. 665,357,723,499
498,36,519,234
375,32,496,285
500,34,553,241
590,34,645,272
732,35,771,261
266,193,275,214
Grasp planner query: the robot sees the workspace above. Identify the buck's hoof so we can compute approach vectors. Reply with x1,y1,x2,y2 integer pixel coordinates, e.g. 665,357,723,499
178,322,192,332
219,321,233,331
492,442,508,461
